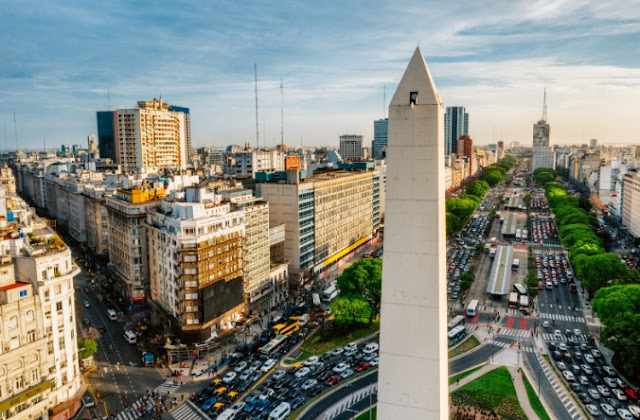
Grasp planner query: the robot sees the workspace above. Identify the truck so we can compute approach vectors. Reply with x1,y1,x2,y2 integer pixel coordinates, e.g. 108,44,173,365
508,292,518,309
489,246,497,259
515,229,522,240
519,295,529,310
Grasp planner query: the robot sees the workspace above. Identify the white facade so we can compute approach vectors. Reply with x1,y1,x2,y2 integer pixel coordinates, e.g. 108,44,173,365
228,150,285,177
532,120,555,170
378,48,448,419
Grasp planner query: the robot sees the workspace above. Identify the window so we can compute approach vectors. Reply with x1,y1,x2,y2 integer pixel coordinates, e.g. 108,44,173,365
25,310,34,323
14,376,24,391
58,337,65,350
31,368,39,383
47,341,54,354
55,284,61,294
9,316,18,329
56,302,63,313
44,290,50,301
27,330,36,343
19,289,27,298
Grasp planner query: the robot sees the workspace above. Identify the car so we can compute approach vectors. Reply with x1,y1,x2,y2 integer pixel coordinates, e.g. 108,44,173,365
250,360,262,372
362,342,379,354
273,378,289,390
592,374,603,385
304,356,319,366
579,375,590,386
579,392,592,404
239,370,252,381
250,371,262,382
627,405,640,418
600,403,615,417
261,359,277,372
325,375,341,386
563,370,575,381
574,328,582,336
256,398,271,413
582,364,594,375
332,362,349,374
603,366,617,377
606,398,621,409
585,354,596,364
332,348,344,356
617,409,634,420
243,401,256,413
542,320,551,328
290,396,305,410
592,348,602,358
232,401,246,413
222,371,237,384
295,367,311,378
340,369,355,379
236,381,250,393
598,385,611,397
574,351,583,361
604,377,618,388
272,369,286,381
84,301,91,308
202,397,217,411
370,357,379,367
301,379,317,390
556,362,567,371
548,342,557,351
559,343,567,351
83,317,90,326
585,404,601,417
258,388,275,401
308,384,324,397
589,387,602,400
581,343,589,351
287,386,302,399
612,388,627,401
355,362,371,372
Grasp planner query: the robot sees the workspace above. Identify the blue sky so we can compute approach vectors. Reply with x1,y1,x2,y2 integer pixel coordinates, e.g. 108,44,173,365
1,0,640,150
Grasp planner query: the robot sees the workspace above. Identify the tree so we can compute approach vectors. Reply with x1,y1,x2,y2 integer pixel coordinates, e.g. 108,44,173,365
534,171,554,185
522,194,532,207
484,170,504,186
465,180,490,198
574,253,638,292
525,270,539,299
336,258,382,327
77,338,98,359
459,271,475,292
593,284,640,384
330,296,370,327
446,212,463,236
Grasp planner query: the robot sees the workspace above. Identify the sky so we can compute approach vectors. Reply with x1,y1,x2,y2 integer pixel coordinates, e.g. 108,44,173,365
1,0,640,150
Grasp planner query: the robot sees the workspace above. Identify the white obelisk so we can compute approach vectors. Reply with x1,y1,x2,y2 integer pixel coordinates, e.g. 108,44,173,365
377,47,448,419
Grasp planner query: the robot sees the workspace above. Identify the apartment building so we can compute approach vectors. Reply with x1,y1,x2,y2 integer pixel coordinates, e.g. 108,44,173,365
257,166,380,280
622,170,640,238
226,149,285,177
112,99,190,172
146,186,245,343
0,166,16,193
339,135,366,161
83,185,112,257
105,185,166,302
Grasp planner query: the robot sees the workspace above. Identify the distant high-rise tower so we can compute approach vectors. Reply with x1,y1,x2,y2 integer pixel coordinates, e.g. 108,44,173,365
339,134,365,161
444,106,469,156
378,47,448,419
88,134,98,156
590,138,598,148
97,111,116,160
373,118,388,160
532,89,555,171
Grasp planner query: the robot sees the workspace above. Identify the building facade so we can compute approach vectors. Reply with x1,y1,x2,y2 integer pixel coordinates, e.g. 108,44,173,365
622,170,640,238
373,118,389,160
444,106,469,156
338,135,366,161
532,119,555,171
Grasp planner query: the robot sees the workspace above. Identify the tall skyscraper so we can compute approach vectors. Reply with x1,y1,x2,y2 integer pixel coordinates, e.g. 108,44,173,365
532,90,555,170
339,134,365,161
444,106,469,156
96,110,116,160
373,118,388,160
88,133,98,156
378,47,448,419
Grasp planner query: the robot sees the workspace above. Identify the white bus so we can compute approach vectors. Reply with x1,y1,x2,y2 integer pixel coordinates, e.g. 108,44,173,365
512,258,520,271
268,402,291,420
447,315,465,331
466,300,479,317
321,284,338,302
447,325,467,347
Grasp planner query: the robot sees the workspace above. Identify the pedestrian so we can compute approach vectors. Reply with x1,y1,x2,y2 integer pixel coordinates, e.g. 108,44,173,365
456,379,460,385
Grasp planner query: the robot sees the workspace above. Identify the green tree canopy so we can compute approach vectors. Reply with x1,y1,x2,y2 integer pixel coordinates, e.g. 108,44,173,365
330,296,370,326
573,252,638,292
534,171,555,185
465,180,490,198
593,284,640,384
336,258,382,326
459,271,475,292
446,212,463,236
77,338,98,359
484,170,504,186
522,194,532,206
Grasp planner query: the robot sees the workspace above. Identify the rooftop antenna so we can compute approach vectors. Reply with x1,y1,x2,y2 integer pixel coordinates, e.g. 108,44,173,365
542,87,548,122
263,120,266,150
3,121,7,151
280,78,284,149
108,89,111,111
254,64,259,149
383,85,386,118
13,112,18,151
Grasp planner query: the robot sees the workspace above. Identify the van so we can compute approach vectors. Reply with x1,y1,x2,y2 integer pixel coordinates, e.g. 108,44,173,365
107,309,118,321
123,330,137,344
217,409,236,420
268,402,291,420
362,342,379,354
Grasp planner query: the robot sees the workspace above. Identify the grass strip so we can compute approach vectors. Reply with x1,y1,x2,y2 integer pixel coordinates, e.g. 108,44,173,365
522,374,551,420
448,335,481,359
449,364,486,385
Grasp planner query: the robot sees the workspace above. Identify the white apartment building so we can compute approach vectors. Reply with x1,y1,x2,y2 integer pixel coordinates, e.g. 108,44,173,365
115,99,189,172
622,170,640,238
227,149,285,177
339,135,366,161
147,187,247,343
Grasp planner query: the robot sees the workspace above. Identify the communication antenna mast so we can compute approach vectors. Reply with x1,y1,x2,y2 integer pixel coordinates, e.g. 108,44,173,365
254,64,259,149
542,87,547,122
108,89,111,111
13,112,18,151
280,79,284,149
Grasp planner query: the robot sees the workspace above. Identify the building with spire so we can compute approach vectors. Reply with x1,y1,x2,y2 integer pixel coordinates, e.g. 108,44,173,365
532,89,555,171
378,47,448,419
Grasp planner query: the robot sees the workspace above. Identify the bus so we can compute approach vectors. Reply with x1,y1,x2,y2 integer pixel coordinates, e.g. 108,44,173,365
514,283,527,296
489,248,497,259
260,334,288,356
519,295,529,310
515,229,522,240
466,300,479,317
447,315,465,331
508,292,518,309
522,229,528,240
268,402,291,420
321,284,338,302
512,258,520,271
447,325,467,346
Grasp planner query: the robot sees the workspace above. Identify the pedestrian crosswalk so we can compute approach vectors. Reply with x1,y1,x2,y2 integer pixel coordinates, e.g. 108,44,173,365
507,308,525,316
488,339,534,353
535,353,583,419
542,333,590,342
499,328,533,338
169,401,208,420
113,396,154,420
155,379,183,394
465,324,476,334
539,312,585,323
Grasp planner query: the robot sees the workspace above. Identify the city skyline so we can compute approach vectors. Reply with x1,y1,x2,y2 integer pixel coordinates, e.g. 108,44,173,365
2,1,640,150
